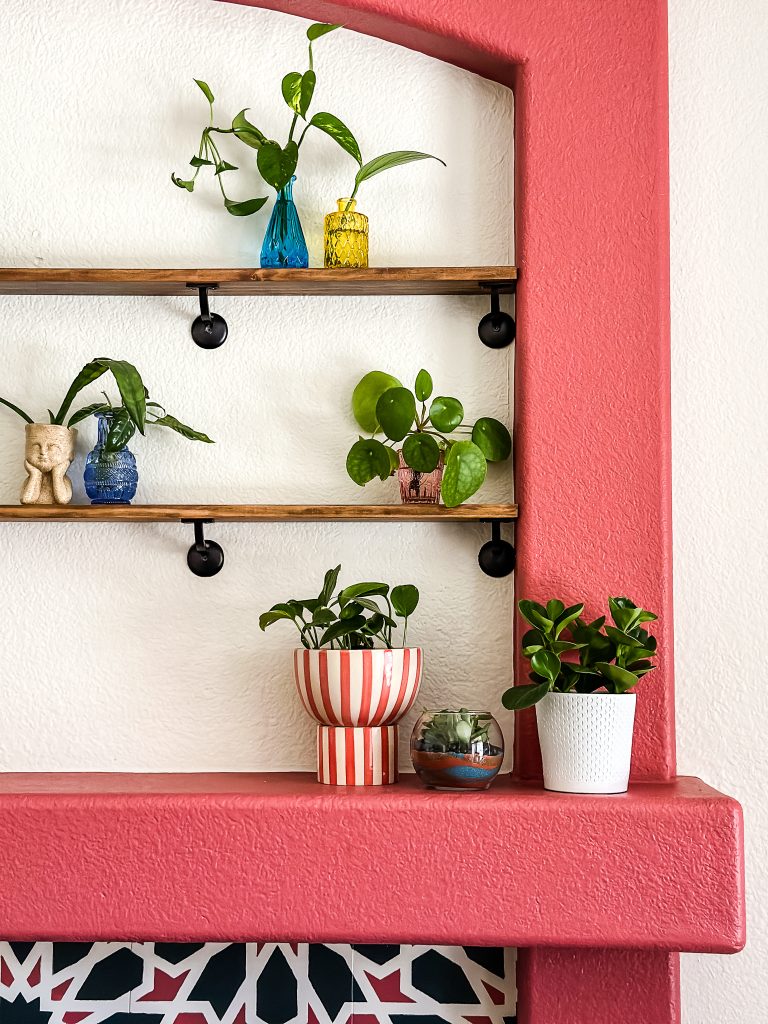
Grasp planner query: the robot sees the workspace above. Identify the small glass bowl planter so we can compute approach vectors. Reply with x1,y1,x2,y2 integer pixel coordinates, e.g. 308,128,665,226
410,709,504,791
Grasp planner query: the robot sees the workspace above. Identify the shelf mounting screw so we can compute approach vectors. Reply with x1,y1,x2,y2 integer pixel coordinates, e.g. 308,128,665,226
188,284,228,349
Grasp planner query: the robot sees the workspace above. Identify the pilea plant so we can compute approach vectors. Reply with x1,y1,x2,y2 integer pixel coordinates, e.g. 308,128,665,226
68,393,213,453
0,358,146,432
501,597,658,710
259,564,419,649
172,23,442,214
346,369,512,506
418,709,494,753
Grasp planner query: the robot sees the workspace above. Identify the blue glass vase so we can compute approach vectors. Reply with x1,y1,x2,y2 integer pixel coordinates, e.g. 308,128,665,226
260,176,308,268
83,412,139,504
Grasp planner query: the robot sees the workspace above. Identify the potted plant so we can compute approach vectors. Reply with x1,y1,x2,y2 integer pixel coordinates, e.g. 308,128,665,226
260,564,421,786
346,369,512,506
0,358,146,505
69,394,213,505
172,23,443,269
410,709,504,791
501,597,658,793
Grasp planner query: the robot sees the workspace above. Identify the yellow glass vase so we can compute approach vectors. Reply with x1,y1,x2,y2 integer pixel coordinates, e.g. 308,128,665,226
324,198,369,268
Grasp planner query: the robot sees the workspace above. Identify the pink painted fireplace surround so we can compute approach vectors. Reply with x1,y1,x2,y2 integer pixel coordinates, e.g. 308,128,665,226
0,1,744,1022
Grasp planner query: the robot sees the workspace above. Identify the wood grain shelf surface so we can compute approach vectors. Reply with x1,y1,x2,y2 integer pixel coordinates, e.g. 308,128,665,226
0,503,518,523
0,266,517,296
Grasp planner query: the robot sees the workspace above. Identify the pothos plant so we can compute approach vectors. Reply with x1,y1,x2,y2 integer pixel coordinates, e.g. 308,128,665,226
501,597,658,711
346,369,512,507
68,393,213,453
172,23,443,214
0,358,147,433
259,564,419,649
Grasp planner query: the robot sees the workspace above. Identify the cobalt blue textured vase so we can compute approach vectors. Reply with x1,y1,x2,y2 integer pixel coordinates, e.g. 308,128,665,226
260,176,309,268
83,412,139,504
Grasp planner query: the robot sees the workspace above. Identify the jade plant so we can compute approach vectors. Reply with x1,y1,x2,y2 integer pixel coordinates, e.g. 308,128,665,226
260,564,419,649
0,358,147,433
68,393,213,452
346,369,512,506
418,709,494,753
172,23,442,214
501,597,658,711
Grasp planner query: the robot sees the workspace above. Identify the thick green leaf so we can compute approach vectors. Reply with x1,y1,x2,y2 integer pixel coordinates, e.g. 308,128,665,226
307,22,342,41
232,109,267,149
546,599,565,621
259,606,298,630
281,72,303,112
311,607,336,626
151,414,214,443
376,387,416,442
52,359,110,425
105,410,136,453
595,662,639,693
501,680,551,711
521,627,546,656
401,432,440,472
472,417,511,461
96,359,146,433
319,565,342,605
391,584,419,617
429,396,463,433
0,396,34,423
549,640,585,654
354,151,445,191
441,440,486,506
346,438,392,485
531,649,561,684
608,596,644,633
224,196,269,216
340,601,364,619
215,160,238,175
190,156,214,167
171,173,195,192
352,370,401,432
320,616,367,646
257,140,299,191
605,625,644,648
194,79,214,105
67,402,109,427
338,582,389,604
414,369,433,402
519,599,554,632
309,112,361,165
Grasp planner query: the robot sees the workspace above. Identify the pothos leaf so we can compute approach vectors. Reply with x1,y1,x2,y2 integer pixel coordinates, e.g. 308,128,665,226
224,196,269,216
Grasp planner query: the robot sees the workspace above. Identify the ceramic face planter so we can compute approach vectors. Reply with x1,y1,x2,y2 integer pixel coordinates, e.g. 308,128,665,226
20,424,77,505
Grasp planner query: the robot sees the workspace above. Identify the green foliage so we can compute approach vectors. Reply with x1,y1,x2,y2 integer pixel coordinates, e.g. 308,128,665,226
418,709,494,754
346,368,511,506
172,25,443,212
67,392,213,453
501,597,659,711
259,564,419,649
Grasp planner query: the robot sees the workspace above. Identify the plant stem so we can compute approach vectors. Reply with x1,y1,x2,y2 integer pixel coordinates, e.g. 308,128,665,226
288,113,298,143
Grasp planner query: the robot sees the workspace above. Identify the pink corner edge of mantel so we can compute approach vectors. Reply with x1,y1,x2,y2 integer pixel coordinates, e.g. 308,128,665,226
0,772,745,953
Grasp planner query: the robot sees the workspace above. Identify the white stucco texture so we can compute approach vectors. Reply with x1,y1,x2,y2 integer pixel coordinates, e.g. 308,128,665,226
0,0,515,773
670,0,767,1020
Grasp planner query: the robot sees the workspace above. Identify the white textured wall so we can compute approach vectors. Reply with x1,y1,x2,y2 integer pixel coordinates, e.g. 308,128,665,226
670,0,767,1019
0,0,514,771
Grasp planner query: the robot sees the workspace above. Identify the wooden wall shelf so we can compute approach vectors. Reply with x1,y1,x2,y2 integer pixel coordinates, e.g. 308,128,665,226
0,266,517,297
0,503,517,523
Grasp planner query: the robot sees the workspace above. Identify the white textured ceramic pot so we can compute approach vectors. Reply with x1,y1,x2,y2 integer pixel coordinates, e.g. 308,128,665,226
293,648,422,786
535,691,637,794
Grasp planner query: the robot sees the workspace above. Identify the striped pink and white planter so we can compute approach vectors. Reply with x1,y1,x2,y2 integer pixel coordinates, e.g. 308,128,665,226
318,726,398,786
293,648,422,727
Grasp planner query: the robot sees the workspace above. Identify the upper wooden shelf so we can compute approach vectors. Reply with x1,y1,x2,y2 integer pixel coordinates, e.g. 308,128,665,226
0,266,517,297
0,503,518,523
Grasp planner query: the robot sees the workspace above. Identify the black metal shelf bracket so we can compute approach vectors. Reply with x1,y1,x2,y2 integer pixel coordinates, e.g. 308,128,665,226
183,518,224,577
478,281,516,349
188,284,228,349
478,519,515,578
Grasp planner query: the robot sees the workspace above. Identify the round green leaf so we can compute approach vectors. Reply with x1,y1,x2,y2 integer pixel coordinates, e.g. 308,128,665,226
429,396,464,433
530,649,561,684
472,417,512,462
501,680,551,711
401,432,439,472
391,584,419,617
441,440,487,507
376,387,416,442
352,371,401,432
414,369,433,402
346,438,392,485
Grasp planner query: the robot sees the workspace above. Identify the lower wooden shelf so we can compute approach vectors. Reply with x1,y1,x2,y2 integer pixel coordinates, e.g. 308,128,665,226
0,772,744,950
0,503,517,523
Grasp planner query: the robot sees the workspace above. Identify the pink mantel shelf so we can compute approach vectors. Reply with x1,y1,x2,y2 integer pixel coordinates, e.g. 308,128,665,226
0,772,744,952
